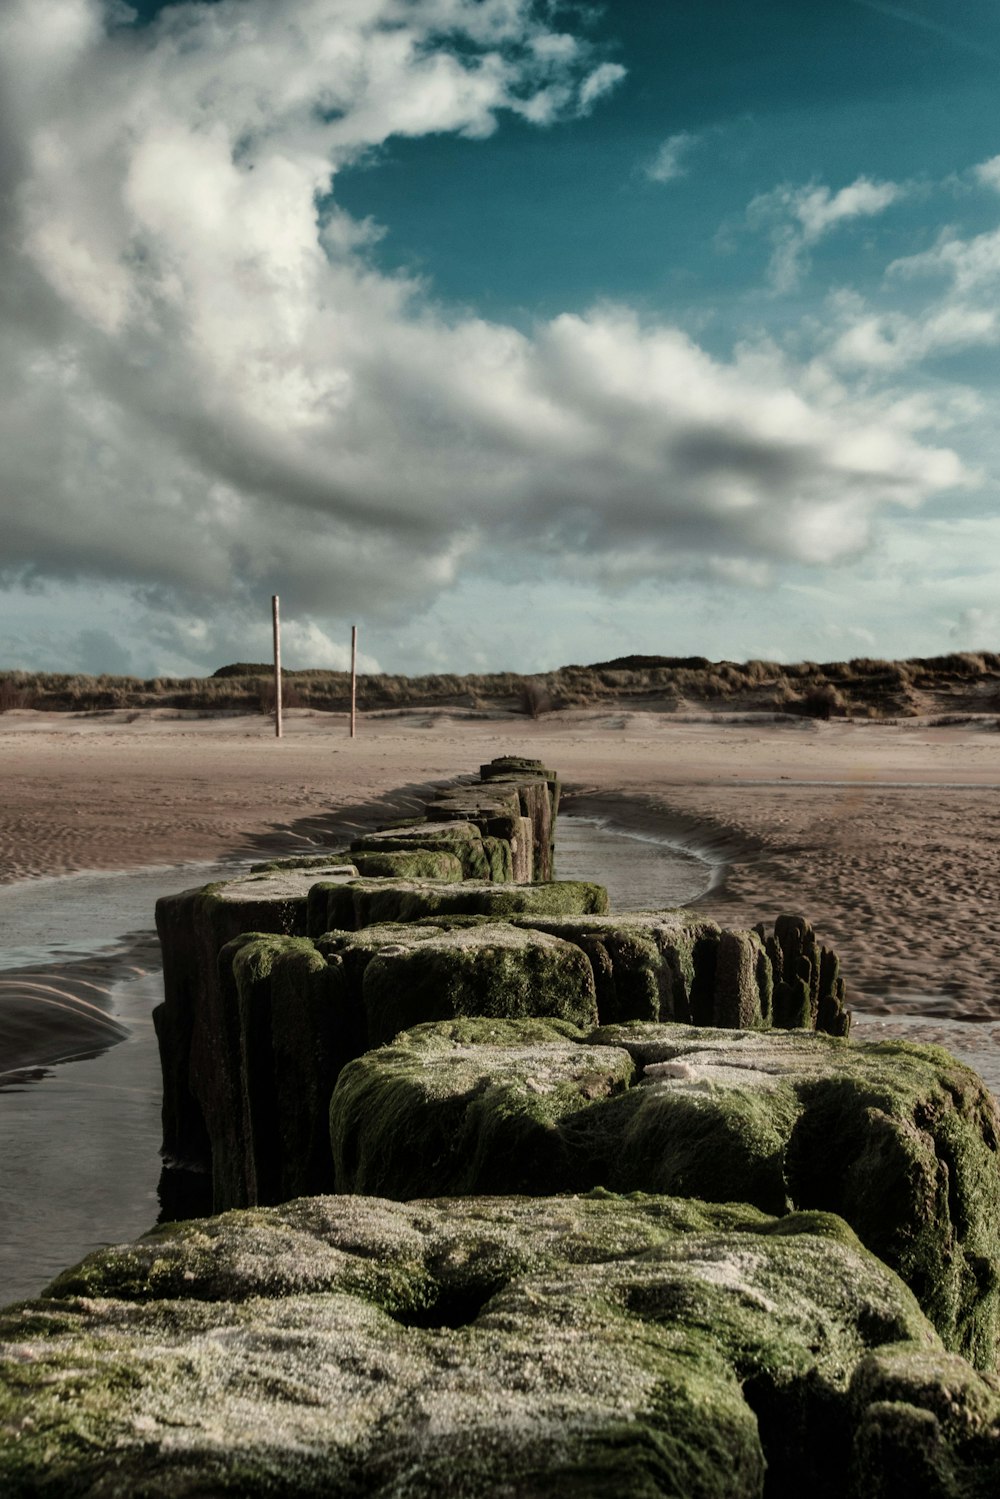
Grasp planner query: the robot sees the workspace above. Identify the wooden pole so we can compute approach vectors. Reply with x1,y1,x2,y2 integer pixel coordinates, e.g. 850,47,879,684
350,624,357,739
272,594,282,740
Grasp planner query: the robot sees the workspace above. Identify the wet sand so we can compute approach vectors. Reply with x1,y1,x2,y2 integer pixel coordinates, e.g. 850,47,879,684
1,706,998,1026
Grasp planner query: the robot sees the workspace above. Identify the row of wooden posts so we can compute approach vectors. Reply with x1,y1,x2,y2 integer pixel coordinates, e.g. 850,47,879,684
271,594,357,741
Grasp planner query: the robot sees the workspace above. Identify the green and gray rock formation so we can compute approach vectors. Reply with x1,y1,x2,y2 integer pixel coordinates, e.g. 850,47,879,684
6,1192,999,1498
330,1019,1000,1369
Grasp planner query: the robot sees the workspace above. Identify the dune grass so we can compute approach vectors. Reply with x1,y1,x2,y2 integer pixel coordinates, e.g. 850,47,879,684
1,652,999,718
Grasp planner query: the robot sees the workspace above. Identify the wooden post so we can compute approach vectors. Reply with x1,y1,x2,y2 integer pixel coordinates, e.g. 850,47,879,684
272,594,282,740
350,624,357,739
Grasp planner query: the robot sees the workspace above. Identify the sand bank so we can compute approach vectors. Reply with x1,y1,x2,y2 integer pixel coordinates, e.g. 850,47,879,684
1,706,997,1019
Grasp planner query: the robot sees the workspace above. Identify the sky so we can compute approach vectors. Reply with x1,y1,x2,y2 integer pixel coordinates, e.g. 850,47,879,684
2,0,1000,677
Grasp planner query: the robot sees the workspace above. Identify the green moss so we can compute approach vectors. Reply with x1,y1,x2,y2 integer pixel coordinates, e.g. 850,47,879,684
155,867,363,1211
307,878,608,936
511,914,722,1025
330,1024,633,1197
350,849,464,881
248,852,354,873
349,822,502,881
363,923,598,1045
482,835,514,882
480,756,557,781
849,1343,1000,1497
6,1193,979,1498
600,1080,801,1216
314,924,599,1047
325,1020,1000,1368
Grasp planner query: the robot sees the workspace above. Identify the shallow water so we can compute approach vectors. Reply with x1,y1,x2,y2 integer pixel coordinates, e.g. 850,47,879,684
0,860,235,973
0,972,163,1303
0,858,248,1305
849,1014,1000,1098
555,814,712,909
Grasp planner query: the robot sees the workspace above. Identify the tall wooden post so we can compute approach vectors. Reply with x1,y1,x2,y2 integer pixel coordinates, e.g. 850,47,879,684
272,594,283,740
350,624,357,739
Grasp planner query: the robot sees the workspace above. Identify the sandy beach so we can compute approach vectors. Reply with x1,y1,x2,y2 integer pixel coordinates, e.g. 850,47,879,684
2,706,998,1019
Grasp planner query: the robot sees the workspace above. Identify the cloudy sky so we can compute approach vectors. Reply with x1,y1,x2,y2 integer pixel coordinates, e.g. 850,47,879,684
3,0,1000,677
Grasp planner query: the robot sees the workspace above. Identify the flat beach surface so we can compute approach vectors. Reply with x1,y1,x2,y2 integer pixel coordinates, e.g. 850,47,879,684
2,706,998,1018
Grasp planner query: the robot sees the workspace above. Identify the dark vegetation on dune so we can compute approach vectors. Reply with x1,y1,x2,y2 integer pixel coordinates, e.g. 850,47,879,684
2,652,1000,720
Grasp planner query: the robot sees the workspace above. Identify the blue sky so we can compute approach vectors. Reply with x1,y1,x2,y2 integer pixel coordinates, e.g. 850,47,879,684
2,0,1000,675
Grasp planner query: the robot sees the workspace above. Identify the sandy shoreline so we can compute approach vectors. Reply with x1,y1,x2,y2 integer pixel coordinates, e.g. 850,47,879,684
2,706,998,1021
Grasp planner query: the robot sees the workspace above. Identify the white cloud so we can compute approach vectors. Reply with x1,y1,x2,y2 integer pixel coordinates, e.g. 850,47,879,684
0,0,973,672
578,61,626,113
825,194,1000,373
974,154,1000,193
889,224,1000,295
749,176,904,291
280,618,380,672
644,131,698,184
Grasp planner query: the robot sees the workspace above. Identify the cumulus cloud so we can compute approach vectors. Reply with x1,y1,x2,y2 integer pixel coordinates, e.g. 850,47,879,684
749,176,904,291
0,0,969,667
643,131,699,184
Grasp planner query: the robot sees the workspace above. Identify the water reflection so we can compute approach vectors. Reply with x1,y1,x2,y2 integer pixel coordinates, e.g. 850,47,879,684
0,971,164,1304
556,814,711,909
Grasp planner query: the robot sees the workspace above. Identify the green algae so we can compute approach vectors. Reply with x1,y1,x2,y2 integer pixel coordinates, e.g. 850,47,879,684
4,1192,981,1499
248,853,355,874
510,914,723,1025
154,865,362,1211
306,878,608,936
349,848,465,881
349,820,513,883
849,1343,1000,1498
208,928,600,1208
315,922,599,1043
325,1019,1000,1369
330,1026,633,1198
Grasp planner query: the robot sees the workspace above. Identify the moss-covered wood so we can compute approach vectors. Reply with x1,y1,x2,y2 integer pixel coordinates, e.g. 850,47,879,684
348,819,517,883
329,1018,1000,1369
330,1018,626,1198
222,934,360,1206
211,929,597,1209
8,1192,991,1499
479,755,560,880
153,861,360,1211
321,921,598,1044
349,848,465,881
305,876,609,935
510,912,846,1035
510,912,722,1025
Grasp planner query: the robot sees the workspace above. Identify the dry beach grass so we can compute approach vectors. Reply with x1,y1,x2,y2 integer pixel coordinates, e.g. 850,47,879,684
1,705,998,1024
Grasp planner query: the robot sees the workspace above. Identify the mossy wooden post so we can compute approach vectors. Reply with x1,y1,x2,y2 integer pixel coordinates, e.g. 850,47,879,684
350,624,357,739
272,594,282,740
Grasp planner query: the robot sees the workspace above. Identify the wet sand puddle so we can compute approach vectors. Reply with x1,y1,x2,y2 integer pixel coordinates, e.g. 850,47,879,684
554,813,713,910
0,859,246,1305
0,971,164,1303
